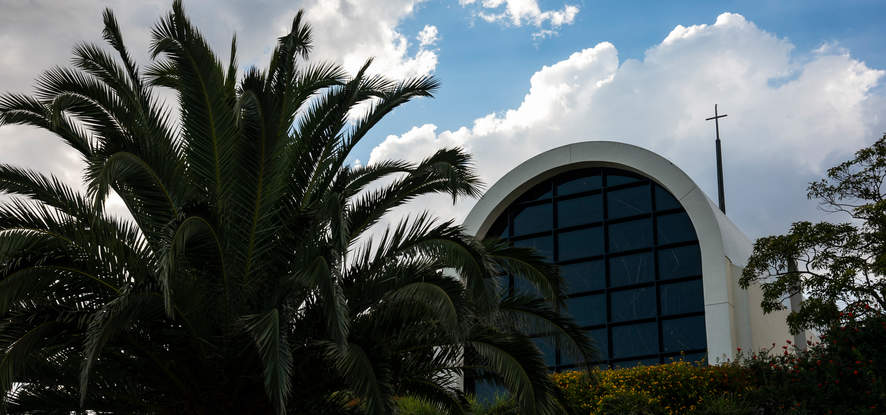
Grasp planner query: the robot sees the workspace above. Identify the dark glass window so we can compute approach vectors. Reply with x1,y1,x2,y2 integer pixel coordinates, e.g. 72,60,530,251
518,181,553,202
558,194,603,227
657,212,696,244
614,357,659,368
533,337,557,366
606,171,642,186
610,287,656,322
612,322,658,358
607,186,651,219
561,260,605,294
482,167,706,370
564,294,606,326
474,380,507,405
660,280,704,316
608,218,653,253
558,227,603,260
662,316,707,353
560,331,597,367
488,216,509,239
557,169,601,195
588,328,609,360
512,203,552,236
658,245,702,280
655,185,681,210
497,275,510,297
513,274,539,296
609,252,654,287
513,236,554,261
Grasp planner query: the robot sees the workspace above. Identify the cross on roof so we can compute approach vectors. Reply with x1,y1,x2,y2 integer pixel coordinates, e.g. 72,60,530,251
706,104,727,214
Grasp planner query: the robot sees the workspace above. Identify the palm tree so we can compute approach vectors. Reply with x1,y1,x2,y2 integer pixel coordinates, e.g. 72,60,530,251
0,2,595,414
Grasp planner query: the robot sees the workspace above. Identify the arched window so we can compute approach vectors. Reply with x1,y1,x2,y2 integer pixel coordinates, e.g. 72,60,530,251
487,167,707,368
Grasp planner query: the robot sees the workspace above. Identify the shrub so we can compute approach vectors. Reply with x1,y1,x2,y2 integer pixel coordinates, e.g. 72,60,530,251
395,396,442,415
736,316,886,414
551,317,886,414
468,394,519,415
552,359,750,415
694,395,752,415
596,389,661,415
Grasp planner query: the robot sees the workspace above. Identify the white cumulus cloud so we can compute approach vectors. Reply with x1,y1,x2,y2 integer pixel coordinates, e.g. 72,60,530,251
418,25,439,47
460,0,579,38
369,12,886,238
0,0,438,217
300,0,438,79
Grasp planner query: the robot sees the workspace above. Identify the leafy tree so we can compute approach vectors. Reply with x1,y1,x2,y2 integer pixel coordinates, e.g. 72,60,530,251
0,2,594,414
741,134,886,334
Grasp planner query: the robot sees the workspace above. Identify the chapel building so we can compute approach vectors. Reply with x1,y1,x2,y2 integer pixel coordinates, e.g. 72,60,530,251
463,141,794,369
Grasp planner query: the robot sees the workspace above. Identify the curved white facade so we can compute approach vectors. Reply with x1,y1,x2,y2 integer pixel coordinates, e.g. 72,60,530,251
463,141,792,363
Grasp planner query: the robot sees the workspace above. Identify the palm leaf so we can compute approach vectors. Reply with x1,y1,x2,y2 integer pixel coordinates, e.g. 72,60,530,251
497,295,598,371
468,327,566,415
242,308,294,415
148,0,238,214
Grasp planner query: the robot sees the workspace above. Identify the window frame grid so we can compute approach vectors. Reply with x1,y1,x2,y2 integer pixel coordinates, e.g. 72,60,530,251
497,167,707,370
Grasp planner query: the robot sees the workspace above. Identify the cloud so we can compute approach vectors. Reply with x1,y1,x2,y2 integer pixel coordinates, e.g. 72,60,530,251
299,0,438,79
418,25,439,47
368,13,886,238
460,0,579,38
0,0,436,217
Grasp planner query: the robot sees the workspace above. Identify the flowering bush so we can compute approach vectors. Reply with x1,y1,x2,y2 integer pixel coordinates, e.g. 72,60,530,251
552,317,886,415
552,358,750,414
735,316,886,414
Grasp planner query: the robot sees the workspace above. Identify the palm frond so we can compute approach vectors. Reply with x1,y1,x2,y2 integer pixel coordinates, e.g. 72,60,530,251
0,164,92,217
468,327,567,415
0,4,585,413
0,321,62,403
148,0,238,213
242,308,293,415
482,238,562,303
335,75,439,164
158,215,225,317
100,8,140,86
345,148,482,242
497,295,598,371
0,92,93,156
324,342,392,415
297,254,350,345
79,290,161,405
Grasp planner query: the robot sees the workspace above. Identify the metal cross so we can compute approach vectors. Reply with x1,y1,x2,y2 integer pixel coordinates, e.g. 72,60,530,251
706,104,728,213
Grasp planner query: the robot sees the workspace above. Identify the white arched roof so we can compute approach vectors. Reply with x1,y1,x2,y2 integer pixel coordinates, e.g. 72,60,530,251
463,141,754,361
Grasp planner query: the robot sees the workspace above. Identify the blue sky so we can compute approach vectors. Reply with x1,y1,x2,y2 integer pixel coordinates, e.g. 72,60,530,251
1,0,885,239
362,0,886,163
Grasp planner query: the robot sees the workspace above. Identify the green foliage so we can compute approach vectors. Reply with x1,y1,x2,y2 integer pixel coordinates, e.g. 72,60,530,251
550,318,886,414
596,389,662,415
0,2,596,414
741,134,886,333
468,394,520,415
736,317,886,414
552,360,750,415
396,394,520,415
694,396,752,415
395,396,443,415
